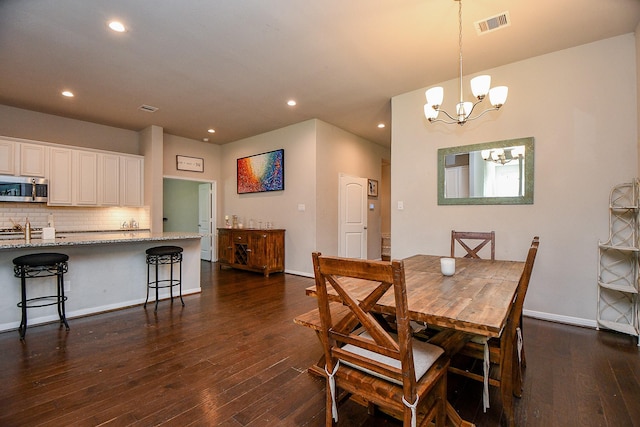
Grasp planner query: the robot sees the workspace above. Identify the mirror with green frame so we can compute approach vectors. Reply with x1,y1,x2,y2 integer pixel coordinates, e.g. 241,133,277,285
437,137,534,205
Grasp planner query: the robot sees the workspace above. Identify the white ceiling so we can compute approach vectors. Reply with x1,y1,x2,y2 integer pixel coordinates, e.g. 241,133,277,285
1,0,639,148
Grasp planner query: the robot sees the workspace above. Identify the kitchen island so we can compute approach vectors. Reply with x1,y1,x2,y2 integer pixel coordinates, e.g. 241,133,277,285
0,231,202,333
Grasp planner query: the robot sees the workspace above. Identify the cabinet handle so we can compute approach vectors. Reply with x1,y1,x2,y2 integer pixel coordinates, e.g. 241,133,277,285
246,249,252,252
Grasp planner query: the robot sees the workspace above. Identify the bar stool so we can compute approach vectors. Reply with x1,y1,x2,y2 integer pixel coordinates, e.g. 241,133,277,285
145,245,184,312
13,252,70,340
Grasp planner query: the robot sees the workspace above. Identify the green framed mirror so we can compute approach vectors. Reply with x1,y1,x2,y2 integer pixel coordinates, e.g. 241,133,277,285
437,137,534,205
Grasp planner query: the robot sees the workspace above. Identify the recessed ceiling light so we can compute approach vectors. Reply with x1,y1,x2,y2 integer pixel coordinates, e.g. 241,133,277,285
108,21,126,33
208,129,216,134
287,100,297,107
377,123,385,129
61,91,74,97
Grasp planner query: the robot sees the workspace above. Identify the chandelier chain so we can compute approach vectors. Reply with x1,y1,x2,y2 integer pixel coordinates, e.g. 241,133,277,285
458,0,464,105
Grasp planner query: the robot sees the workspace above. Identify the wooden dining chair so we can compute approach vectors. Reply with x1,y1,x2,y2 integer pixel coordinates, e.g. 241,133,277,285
447,237,539,423
451,230,496,260
311,252,449,427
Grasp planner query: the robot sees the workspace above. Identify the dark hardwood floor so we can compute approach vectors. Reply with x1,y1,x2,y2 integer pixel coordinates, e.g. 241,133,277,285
0,261,638,426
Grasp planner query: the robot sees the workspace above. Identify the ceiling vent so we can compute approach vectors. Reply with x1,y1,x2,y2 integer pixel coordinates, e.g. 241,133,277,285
474,11,511,35
138,104,159,113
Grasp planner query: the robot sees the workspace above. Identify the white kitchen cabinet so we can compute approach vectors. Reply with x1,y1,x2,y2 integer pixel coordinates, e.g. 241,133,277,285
74,150,98,205
0,139,16,174
48,147,73,205
19,143,47,177
2,135,144,207
120,155,144,206
98,153,120,206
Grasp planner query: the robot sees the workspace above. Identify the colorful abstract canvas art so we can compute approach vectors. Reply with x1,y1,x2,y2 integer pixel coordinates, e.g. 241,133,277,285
237,149,284,194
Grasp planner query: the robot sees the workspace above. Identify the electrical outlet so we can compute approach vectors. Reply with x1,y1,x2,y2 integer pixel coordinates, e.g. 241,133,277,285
64,280,70,293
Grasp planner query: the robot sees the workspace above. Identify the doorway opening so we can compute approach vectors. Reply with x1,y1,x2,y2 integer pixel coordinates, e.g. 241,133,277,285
163,177,217,261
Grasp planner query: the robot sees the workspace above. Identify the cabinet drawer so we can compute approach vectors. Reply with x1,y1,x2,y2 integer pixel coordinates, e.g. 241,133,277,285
233,232,250,243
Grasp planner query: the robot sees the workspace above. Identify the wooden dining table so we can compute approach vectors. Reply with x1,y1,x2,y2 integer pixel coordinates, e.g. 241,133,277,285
303,254,526,427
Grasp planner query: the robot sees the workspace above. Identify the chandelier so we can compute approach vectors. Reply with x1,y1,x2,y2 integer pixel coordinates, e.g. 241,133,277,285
424,0,508,125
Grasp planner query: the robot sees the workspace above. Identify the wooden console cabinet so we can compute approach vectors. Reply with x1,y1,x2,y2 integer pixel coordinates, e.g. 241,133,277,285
217,228,285,277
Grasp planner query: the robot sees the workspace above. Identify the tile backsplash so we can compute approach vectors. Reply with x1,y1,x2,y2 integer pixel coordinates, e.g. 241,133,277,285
0,203,150,232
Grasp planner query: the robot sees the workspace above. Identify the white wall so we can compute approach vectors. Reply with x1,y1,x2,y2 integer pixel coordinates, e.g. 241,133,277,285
220,119,390,275
316,120,390,261
221,120,318,276
0,105,140,154
391,34,638,326
163,133,222,182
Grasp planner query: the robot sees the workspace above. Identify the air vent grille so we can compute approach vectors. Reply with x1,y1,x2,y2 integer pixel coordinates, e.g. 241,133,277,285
138,104,159,113
475,11,511,35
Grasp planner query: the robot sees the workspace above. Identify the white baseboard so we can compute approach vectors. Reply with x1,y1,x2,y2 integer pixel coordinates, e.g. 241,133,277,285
523,309,597,329
0,287,202,333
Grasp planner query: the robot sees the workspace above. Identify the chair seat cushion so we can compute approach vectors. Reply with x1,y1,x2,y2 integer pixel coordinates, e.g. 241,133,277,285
340,331,444,385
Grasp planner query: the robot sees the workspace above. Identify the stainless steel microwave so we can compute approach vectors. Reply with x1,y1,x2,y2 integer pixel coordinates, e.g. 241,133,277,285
0,176,48,202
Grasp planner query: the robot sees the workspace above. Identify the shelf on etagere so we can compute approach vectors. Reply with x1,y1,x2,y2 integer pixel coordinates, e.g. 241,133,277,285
597,280,639,294
597,319,639,337
598,243,640,252
610,205,639,210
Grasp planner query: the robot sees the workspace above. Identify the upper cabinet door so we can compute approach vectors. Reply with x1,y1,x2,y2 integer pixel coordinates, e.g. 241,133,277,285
98,153,120,206
75,150,98,205
120,155,144,206
48,147,73,205
0,139,16,175
20,143,47,177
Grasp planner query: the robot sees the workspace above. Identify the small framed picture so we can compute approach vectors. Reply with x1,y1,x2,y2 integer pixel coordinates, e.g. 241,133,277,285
176,155,204,172
368,179,378,197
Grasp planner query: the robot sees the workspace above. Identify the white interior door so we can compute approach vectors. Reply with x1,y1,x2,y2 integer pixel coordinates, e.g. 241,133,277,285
338,175,367,259
198,183,213,261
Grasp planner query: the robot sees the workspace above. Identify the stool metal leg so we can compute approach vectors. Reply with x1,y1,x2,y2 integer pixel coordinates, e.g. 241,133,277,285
19,268,27,340
154,259,159,312
57,264,70,331
179,254,184,306
144,257,151,309
169,258,174,302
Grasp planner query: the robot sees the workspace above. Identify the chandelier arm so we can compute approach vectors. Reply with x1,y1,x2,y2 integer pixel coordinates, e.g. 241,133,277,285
466,105,501,122
428,117,461,125
435,108,459,122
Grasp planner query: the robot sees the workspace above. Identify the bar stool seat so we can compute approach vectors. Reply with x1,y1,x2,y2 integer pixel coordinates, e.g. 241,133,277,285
13,252,70,340
145,245,184,311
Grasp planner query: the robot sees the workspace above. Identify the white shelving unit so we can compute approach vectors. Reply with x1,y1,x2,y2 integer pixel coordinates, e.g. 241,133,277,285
597,179,640,345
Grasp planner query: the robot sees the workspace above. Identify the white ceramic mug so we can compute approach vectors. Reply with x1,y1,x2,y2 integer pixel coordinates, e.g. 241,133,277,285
440,257,455,276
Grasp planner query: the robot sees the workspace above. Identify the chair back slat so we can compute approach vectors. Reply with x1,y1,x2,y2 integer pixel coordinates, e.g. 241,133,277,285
451,230,496,260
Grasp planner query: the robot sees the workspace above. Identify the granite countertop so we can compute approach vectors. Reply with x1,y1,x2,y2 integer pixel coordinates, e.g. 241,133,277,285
0,231,203,250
